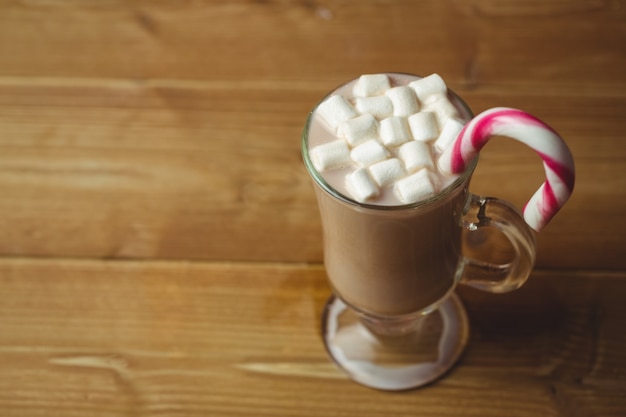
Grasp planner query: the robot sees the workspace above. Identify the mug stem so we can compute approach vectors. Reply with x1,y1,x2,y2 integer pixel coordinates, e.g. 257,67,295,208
321,293,469,390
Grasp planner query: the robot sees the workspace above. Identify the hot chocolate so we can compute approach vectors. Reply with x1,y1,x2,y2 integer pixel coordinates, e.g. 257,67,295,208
306,73,472,206
303,73,474,316
304,73,572,391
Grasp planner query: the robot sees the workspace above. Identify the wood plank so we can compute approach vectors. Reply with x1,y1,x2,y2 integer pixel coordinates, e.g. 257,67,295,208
0,1,624,93
0,81,624,267
0,259,624,416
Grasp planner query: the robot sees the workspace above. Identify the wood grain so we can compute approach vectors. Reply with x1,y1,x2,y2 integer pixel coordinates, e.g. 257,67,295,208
0,259,624,417
1,1,625,267
0,79,624,267
0,1,624,89
0,1,625,415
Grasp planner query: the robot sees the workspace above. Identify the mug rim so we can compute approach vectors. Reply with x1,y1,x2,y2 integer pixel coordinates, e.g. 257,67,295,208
301,72,478,211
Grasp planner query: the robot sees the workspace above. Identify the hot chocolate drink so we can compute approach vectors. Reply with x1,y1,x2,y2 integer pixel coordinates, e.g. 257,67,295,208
303,73,474,316
303,72,572,390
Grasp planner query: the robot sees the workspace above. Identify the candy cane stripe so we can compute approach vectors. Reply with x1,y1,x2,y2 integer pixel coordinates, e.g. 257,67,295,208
439,107,575,231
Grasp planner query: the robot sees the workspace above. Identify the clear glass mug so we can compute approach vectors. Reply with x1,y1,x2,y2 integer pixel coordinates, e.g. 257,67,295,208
302,76,537,391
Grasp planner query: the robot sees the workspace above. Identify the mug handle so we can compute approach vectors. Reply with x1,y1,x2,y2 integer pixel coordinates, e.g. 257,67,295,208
458,194,536,293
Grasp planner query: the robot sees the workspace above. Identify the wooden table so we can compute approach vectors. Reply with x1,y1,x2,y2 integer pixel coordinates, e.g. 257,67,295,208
1,1,625,415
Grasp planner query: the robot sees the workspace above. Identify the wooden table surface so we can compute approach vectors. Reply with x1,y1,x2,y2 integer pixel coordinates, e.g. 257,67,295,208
1,1,625,416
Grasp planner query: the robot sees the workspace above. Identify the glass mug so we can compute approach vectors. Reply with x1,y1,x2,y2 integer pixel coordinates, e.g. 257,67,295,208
302,74,538,390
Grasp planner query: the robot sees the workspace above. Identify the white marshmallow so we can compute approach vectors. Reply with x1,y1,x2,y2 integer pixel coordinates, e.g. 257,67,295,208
398,141,434,172
409,74,448,104
394,169,437,204
434,118,465,152
355,96,393,120
385,86,420,117
316,95,359,131
368,158,405,187
338,113,379,146
350,139,389,166
425,94,461,127
408,112,439,142
379,116,412,147
353,74,391,97
310,139,351,171
346,168,380,202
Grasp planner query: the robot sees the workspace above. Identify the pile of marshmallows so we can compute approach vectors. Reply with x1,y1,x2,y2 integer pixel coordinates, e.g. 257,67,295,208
311,73,468,204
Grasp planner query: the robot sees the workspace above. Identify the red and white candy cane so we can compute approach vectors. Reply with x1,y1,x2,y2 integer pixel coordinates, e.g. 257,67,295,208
438,107,575,232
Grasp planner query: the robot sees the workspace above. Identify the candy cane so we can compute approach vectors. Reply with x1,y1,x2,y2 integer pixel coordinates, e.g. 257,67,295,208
438,107,575,232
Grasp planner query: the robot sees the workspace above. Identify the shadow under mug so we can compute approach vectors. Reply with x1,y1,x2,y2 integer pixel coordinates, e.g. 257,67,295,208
302,83,536,390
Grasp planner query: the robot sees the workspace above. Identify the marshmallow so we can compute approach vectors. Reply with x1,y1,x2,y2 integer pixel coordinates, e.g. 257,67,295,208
338,113,379,146
425,94,461,127
353,74,391,97
385,86,420,117
394,169,437,204
350,139,389,166
368,158,405,187
355,96,393,120
310,139,351,171
434,118,465,152
317,95,359,131
398,141,434,172
346,168,380,202
408,111,439,142
409,74,448,104
379,116,412,147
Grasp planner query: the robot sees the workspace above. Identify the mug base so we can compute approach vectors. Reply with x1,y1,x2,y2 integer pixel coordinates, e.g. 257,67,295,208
321,293,469,391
